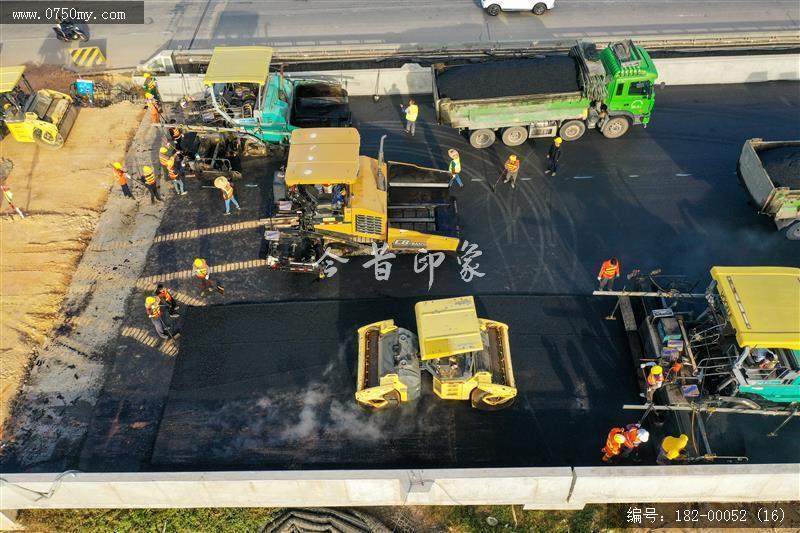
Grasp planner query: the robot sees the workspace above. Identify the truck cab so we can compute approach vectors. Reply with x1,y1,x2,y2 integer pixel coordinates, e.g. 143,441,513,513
707,266,800,405
601,41,658,133
203,47,350,144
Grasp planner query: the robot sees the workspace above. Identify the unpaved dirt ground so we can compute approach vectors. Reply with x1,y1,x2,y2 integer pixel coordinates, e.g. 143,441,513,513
0,102,143,435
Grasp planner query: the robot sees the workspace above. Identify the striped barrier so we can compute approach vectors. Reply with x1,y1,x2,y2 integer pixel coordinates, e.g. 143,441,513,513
69,46,106,68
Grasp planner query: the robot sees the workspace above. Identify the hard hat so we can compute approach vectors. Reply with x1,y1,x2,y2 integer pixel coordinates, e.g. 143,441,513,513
638,428,650,442
554,137,563,144
213,176,229,189
613,434,626,444
509,155,517,161
113,162,122,169
651,365,663,375
160,146,168,153
448,149,459,159
145,296,156,305
143,166,153,173
143,72,151,78
193,258,204,267
145,92,154,99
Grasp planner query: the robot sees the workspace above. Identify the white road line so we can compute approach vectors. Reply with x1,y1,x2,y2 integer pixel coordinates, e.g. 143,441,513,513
520,178,532,181
573,176,593,179
675,173,692,177
471,178,483,182
628,174,640,178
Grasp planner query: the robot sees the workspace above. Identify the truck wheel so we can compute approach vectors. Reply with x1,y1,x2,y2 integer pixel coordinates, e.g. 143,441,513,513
559,120,586,141
532,2,547,15
501,126,527,147
486,4,501,15
781,221,800,240
601,117,630,139
469,129,496,149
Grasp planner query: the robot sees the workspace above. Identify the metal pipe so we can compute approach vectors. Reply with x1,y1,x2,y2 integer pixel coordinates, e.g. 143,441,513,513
592,290,705,298
623,403,800,417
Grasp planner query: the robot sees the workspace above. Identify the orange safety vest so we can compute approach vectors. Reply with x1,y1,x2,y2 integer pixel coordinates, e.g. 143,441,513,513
598,260,620,279
193,260,209,279
167,159,179,180
505,158,520,172
113,167,128,186
604,428,625,456
146,302,161,319
143,171,157,185
221,183,234,200
159,151,171,168
622,426,639,449
169,126,183,141
646,370,664,388
157,288,173,302
148,100,161,123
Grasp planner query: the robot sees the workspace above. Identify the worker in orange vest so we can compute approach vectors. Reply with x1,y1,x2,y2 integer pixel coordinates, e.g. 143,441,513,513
502,154,521,189
214,176,240,215
166,156,187,196
158,145,172,170
601,427,627,463
620,424,649,458
641,364,665,401
155,284,179,317
145,92,161,124
112,162,134,199
192,258,225,295
145,295,170,339
140,166,162,204
597,257,621,291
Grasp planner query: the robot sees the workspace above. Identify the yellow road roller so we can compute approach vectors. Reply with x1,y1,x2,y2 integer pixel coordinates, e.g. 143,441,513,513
355,296,517,411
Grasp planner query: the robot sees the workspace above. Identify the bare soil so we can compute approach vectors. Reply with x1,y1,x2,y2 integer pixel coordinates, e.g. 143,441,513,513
0,102,143,434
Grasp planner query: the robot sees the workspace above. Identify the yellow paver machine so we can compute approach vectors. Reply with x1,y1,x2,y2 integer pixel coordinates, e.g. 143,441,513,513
355,296,517,411
0,66,78,149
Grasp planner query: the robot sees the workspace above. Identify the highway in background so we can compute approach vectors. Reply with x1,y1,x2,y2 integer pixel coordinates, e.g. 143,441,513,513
0,0,798,69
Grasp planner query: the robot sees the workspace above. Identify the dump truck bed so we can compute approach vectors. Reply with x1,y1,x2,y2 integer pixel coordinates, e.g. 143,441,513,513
737,139,800,214
290,82,352,128
387,162,458,237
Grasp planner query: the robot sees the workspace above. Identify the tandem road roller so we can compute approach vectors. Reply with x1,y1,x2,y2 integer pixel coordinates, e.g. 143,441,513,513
355,296,517,411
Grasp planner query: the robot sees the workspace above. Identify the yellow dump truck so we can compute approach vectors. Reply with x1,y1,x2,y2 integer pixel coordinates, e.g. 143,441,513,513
355,296,517,411
264,128,459,274
0,66,78,149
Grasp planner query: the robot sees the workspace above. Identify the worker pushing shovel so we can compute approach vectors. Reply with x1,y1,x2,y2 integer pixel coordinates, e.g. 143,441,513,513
192,257,224,296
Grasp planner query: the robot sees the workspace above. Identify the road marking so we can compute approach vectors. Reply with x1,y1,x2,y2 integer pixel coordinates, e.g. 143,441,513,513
521,178,532,181
675,173,692,177
573,176,593,179
628,174,639,178
471,178,482,182
69,46,106,68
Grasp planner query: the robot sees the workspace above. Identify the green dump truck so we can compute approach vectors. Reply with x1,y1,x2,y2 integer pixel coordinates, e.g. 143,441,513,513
432,40,658,148
737,139,800,240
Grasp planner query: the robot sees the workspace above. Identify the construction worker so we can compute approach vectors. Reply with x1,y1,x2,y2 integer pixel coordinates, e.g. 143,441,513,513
145,92,161,124
140,166,162,204
545,137,562,176
142,73,160,104
597,257,621,291
657,434,689,465
166,156,187,196
402,99,419,136
158,145,172,171
601,427,627,463
214,176,240,215
641,363,665,401
112,162,134,199
167,119,184,151
448,149,463,188
502,154,521,189
620,424,649,458
145,295,170,340
155,284,179,317
192,258,224,295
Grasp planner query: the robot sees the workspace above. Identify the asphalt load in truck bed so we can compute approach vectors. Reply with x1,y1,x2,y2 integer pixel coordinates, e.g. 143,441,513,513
758,145,800,189
151,295,644,470
435,56,581,101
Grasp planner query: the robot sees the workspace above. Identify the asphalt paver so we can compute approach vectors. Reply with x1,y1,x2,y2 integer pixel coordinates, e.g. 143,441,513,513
9,81,796,473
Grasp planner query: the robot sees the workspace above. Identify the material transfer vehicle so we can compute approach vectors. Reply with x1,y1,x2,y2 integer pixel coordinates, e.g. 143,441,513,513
433,39,658,148
481,0,555,16
737,138,800,240
202,46,351,145
355,296,517,411
263,128,460,275
0,65,78,150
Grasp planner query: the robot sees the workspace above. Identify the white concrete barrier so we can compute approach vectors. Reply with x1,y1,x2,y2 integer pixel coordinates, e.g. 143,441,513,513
653,54,800,85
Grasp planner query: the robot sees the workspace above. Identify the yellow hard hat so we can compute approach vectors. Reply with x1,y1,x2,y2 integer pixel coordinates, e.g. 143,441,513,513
509,155,517,161
213,176,229,189
554,137,563,144
113,162,122,169
652,365,663,375
160,146,168,153
143,166,153,173
193,258,204,267
613,434,626,444
145,92,154,99
145,296,156,305
143,72,151,78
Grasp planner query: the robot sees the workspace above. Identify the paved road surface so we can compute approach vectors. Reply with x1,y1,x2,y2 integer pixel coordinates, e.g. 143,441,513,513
1,0,798,68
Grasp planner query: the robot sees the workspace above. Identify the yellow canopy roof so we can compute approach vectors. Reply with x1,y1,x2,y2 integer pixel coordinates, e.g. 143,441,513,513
710,266,800,350
285,128,361,186
203,46,272,86
415,296,483,360
0,66,26,93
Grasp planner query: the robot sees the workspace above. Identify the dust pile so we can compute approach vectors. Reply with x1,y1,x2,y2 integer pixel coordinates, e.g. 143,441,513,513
0,102,144,434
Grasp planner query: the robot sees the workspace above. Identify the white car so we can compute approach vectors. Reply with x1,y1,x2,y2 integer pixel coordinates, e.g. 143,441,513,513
482,0,555,16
